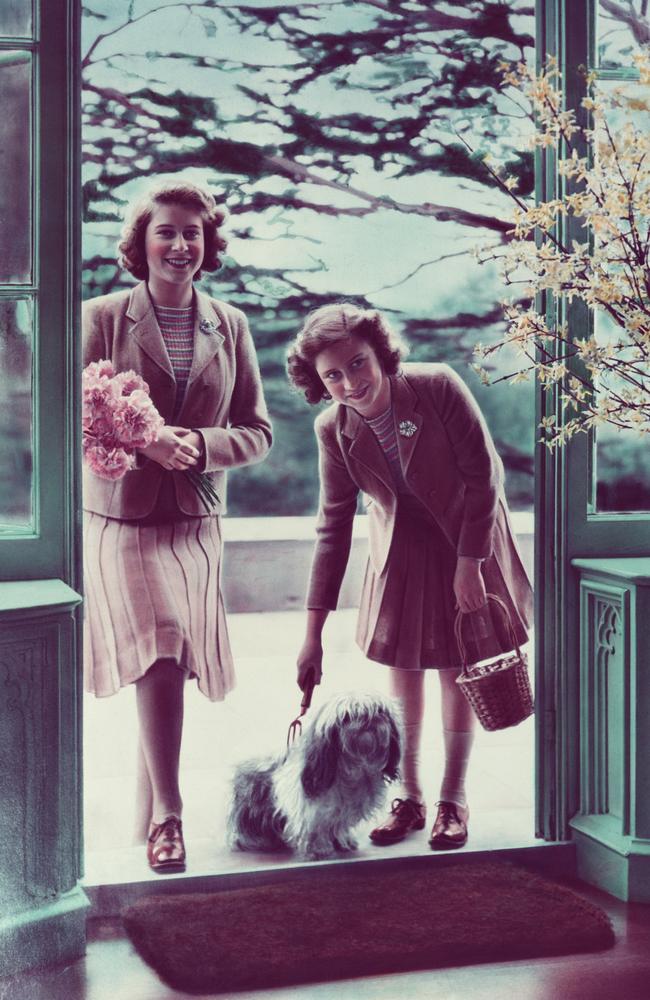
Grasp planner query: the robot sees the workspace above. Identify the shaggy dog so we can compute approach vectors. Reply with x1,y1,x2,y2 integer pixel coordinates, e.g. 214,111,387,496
227,692,402,860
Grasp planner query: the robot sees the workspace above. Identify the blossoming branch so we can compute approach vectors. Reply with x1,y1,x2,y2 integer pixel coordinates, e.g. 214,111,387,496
470,51,650,448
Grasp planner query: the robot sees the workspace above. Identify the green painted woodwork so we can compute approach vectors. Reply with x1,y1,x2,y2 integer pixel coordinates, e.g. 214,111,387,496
0,888,89,977
0,578,81,613
537,1,650,851
0,0,81,584
572,557,650,583
570,558,650,901
0,579,85,974
535,0,582,844
0,0,84,978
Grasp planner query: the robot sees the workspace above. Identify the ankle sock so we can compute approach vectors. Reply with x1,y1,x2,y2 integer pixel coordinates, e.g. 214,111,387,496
401,720,424,802
389,667,425,803
439,727,474,808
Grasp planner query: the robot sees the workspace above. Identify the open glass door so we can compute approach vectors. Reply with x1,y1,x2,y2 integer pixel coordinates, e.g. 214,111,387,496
535,3,650,898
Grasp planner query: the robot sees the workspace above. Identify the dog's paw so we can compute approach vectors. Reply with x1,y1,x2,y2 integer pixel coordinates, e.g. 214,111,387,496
301,840,336,861
334,834,358,852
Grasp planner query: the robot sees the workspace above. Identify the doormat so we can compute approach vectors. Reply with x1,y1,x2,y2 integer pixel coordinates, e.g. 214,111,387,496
122,862,615,994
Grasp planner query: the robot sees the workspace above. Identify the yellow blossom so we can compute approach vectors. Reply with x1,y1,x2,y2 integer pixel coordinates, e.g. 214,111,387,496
479,56,650,445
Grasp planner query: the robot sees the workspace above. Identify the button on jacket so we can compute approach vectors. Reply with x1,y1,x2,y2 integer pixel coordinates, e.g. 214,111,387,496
82,281,272,519
306,362,532,618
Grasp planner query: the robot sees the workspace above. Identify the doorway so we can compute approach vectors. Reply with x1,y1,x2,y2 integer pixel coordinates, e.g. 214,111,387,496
80,2,539,898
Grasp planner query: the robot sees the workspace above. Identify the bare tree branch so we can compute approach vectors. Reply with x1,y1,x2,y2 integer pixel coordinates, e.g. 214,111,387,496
599,0,650,45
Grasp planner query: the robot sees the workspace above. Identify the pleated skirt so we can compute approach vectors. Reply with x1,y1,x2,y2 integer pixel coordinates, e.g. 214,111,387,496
83,512,235,701
356,498,530,671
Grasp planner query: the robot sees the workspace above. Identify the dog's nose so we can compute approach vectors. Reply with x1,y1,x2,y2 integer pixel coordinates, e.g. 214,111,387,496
356,732,375,755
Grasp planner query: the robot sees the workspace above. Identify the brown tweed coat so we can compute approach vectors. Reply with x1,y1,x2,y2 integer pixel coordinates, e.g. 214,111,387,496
82,281,272,519
306,362,533,625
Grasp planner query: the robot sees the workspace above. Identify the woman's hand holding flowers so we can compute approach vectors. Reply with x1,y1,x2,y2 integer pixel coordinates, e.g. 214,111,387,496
139,426,201,471
83,360,218,510
453,556,487,614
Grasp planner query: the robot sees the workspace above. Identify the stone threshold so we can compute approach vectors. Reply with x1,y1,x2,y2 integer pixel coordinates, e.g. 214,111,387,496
83,806,572,918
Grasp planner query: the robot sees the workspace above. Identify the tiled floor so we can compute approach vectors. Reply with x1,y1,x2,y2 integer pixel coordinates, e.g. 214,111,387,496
83,608,536,893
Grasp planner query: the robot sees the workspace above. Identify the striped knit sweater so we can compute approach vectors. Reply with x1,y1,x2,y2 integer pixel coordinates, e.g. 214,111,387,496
153,304,194,420
364,406,410,493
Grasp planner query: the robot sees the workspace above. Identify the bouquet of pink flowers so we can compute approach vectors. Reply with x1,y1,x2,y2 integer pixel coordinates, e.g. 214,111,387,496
82,360,218,511
82,360,163,479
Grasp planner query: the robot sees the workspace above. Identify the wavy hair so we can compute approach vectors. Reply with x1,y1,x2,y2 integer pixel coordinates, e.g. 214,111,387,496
117,180,228,280
286,303,407,405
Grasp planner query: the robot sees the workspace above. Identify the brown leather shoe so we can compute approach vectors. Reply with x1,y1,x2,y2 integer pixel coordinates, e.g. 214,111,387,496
147,816,186,873
369,798,426,846
428,800,469,850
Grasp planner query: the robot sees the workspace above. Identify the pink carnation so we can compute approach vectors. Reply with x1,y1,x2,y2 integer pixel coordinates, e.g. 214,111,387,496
84,359,115,382
84,411,116,444
84,444,135,480
114,370,149,396
112,392,164,448
83,381,119,414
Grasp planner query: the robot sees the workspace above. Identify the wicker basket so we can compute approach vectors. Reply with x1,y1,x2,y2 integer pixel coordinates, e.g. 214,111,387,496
454,593,534,731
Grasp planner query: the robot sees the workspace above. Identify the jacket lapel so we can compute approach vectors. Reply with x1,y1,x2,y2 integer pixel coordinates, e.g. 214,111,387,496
185,288,225,391
390,372,423,478
341,403,396,497
127,282,175,380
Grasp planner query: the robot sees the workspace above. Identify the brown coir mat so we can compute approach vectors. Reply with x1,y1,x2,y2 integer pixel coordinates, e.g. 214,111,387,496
122,862,615,994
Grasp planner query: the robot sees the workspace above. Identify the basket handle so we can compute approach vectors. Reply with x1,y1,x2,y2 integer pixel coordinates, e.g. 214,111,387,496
454,593,522,671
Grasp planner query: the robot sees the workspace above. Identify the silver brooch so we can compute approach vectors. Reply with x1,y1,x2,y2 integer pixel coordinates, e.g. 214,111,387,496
398,419,418,438
199,318,218,336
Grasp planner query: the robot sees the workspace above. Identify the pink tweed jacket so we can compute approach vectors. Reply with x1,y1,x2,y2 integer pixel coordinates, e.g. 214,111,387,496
306,363,532,615
82,281,272,519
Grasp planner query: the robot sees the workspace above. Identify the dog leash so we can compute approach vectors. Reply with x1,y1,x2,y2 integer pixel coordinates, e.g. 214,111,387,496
287,668,316,747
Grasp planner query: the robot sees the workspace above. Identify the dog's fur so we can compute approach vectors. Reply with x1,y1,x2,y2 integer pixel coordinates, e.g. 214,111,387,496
227,692,401,860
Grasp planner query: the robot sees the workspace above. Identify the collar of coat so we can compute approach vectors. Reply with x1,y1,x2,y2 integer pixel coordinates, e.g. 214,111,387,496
337,371,422,492
125,280,225,387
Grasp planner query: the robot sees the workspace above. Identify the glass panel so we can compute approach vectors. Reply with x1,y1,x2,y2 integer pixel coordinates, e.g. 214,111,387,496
595,423,650,512
0,51,32,283
588,78,650,513
0,0,32,37
593,310,650,513
596,1,649,71
0,298,33,532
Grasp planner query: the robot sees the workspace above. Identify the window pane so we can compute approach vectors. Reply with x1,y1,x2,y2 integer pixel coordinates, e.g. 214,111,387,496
0,0,32,37
596,1,649,70
0,51,32,283
0,298,33,533
595,422,650,512
593,310,650,513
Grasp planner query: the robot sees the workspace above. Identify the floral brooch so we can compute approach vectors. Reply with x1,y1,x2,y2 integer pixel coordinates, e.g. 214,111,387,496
398,419,418,438
199,318,219,336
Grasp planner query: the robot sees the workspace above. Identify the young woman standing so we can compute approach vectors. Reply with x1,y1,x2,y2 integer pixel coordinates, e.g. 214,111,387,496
83,181,272,872
287,304,531,850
